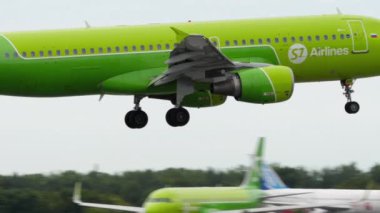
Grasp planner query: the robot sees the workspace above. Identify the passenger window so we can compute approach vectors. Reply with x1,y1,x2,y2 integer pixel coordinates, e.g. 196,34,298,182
82,48,86,54
107,47,112,53
149,45,154,51
332,35,337,40
315,35,320,41
324,35,329,40
124,46,128,52
157,44,161,50
140,45,145,51
22,52,27,57
225,40,230,46
283,37,288,43
242,39,246,45
299,36,304,42
307,36,312,41
31,51,36,57
165,44,170,50
266,38,271,43
65,49,70,55
275,38,279,43
98,47,103,53
73,49,78,55
48,50,53,56
132,46,137,51
340,34,345,40
56,50,61,56
14,52,18,58
291,37,296,42
115,46,120,52
90,48,95,54
39,51,44,57
250,39,254,45
234,40,238,46
258,38,263,44
4,53,10,59
346,34,351,39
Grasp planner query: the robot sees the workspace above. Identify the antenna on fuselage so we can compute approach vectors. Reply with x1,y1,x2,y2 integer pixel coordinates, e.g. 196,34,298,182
336,7,343,15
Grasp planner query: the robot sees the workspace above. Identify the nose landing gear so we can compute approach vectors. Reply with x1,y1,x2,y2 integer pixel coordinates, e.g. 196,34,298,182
341,79,360,114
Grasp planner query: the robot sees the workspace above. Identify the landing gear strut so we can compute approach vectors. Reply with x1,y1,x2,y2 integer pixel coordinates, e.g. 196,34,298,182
341,79,360,114
164,78,193,127
125,96,148,129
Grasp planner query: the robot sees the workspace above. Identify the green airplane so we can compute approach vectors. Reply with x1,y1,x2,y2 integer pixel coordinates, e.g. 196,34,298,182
0,14,378,128
73,138,315,213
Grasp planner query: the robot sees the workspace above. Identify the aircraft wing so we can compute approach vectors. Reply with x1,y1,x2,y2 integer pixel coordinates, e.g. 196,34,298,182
150,33,269,87
73,183,145,213
216,203,351,213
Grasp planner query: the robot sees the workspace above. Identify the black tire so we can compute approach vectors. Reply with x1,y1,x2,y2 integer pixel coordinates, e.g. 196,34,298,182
125,110,148,129
133,110,148,129
125,111,137,128
345,101,360,114
166,108,190,127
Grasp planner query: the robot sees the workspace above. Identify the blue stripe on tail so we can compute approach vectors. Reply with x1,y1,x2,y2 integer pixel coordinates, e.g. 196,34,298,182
261,163,288,190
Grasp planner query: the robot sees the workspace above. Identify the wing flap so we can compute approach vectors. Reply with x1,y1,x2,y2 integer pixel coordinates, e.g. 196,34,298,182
150,34,268,87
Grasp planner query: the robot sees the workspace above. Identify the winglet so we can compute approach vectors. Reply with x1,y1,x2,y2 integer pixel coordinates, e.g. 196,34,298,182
170,27,189,42
73,182,82,204
241,137,265,189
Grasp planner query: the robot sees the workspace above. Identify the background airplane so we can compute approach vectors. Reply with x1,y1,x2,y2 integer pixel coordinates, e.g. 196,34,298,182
73,138,335,213
1,13,380,128
259,163,380,212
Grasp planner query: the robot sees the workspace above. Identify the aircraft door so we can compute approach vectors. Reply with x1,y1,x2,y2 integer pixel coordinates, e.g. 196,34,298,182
348,20,369,53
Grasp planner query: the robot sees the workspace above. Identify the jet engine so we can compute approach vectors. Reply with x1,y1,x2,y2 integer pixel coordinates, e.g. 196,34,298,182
212,66,294,104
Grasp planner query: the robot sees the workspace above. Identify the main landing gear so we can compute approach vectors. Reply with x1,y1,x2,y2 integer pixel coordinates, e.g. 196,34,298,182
124,96,190,129
166,107,190,127
125,96,149,129
341,79,360,114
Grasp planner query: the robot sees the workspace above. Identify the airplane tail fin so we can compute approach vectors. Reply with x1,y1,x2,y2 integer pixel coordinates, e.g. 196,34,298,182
261,163,288,190
241,137,265,189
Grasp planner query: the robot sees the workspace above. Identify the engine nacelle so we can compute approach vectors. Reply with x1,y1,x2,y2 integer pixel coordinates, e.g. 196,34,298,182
212,66,294,104
181,91,227,108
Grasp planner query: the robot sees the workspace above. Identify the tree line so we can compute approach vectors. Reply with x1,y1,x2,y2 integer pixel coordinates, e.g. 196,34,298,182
0,163,380,213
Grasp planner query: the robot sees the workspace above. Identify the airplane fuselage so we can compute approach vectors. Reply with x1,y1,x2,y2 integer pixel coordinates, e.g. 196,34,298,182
143,187,261,213
0,14,380,97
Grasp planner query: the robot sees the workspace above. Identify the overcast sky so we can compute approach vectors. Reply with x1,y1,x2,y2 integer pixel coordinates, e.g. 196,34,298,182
0,0,379,175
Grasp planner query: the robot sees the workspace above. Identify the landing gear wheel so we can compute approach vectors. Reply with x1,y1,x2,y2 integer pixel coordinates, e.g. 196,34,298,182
166,108,190,127
125,110,148,129
341,79,360,114
345,101,360,114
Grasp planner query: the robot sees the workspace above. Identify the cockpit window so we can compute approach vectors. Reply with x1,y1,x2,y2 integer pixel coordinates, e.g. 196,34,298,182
149,198,172,203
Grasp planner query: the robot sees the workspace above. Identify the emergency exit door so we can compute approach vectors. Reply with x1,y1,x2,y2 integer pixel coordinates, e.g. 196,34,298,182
348,20,369,53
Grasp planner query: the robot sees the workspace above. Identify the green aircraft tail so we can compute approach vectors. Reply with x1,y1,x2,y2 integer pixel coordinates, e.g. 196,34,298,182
241,137,265,189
